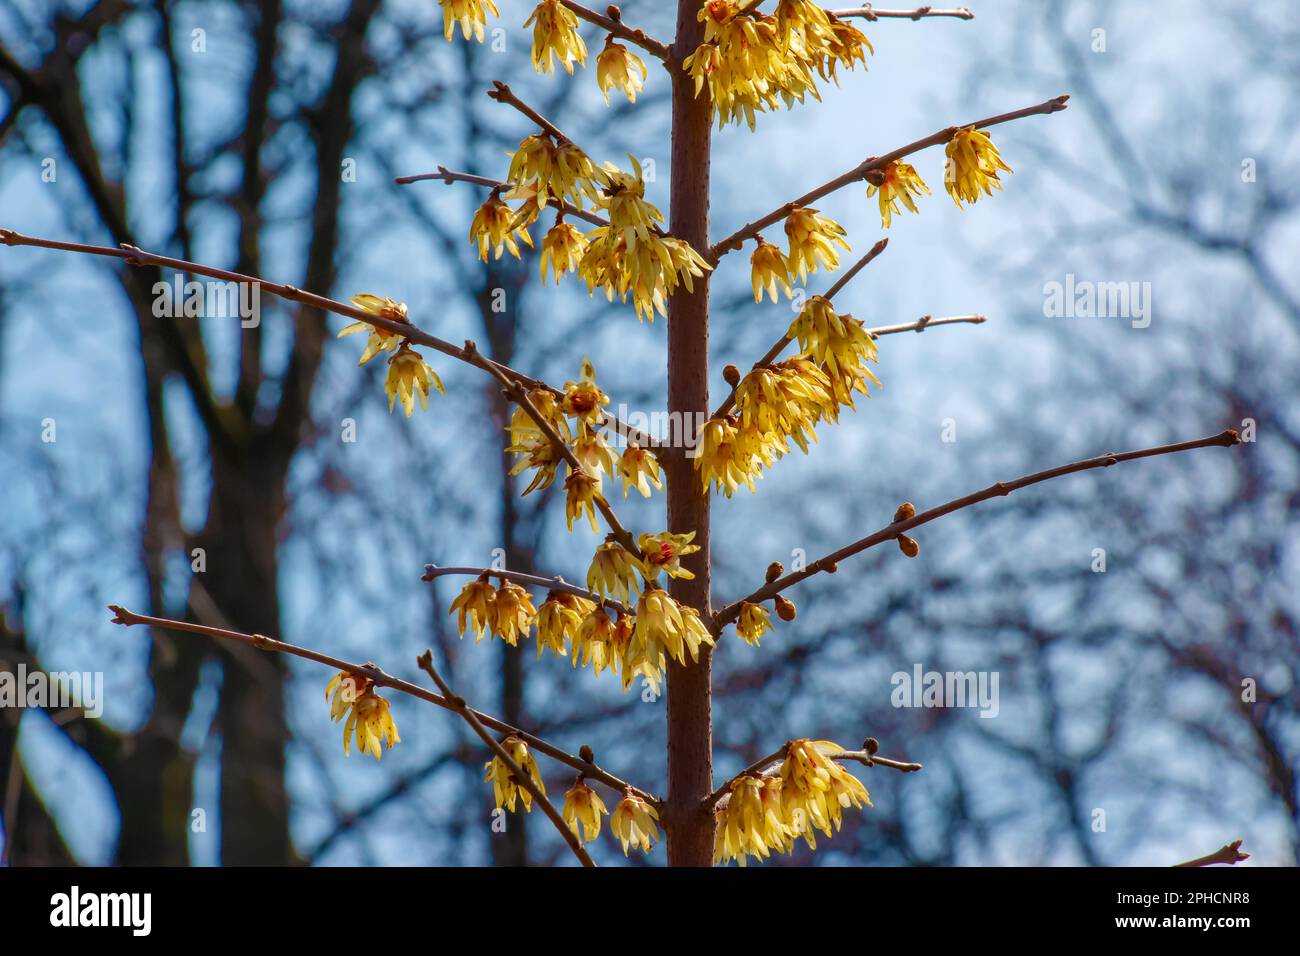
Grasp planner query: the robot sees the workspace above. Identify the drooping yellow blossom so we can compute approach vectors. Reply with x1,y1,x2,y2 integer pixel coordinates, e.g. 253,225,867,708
572,424,618,484
540,220,588,283
471,194,533,261
439,0,498,43
329,673,399,760
617,443,662,498
695,415,759,497
734,361,835,458
736,601,774,646
525,0,587,75
586,540,644,605
610,792,660,855
780,738,871,849
577,227,711,323
491,581,537,645
788,296,878,380
385,345,444,417
337,294,409,365
868,160,931,229
553,141,605,209
564,469,603,534
485,735,546,813
784,206,851,281
944,126,1013,208
572,605,617,673
563,780,609,842
508,135,602,210
714,774,793,865
637,530,700,583
450,576,497,641
536,590,595,658
562,357,610,424
508,433,564,495
634,586,710,668
597,38,647,104
751,237,795,302
598,156,664,248
814,14,873,82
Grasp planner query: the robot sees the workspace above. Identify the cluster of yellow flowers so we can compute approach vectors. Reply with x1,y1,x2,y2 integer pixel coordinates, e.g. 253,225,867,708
869,128,1014,228
325,672,401,760
696,296,880,495
714,739,871,865
750,207,852,303
337,294,445,417
440,1,649,105
561,781,660,854
683,0,873,130
485,735,547,812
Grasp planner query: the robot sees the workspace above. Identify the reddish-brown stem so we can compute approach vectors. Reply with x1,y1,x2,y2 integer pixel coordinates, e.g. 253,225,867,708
663,0,715,868
395,166,610,229
106,605,655,804
712,429,1242,631
709,94,1070,259
559,1,672,61
416,650,596,867
1173,839,1249,867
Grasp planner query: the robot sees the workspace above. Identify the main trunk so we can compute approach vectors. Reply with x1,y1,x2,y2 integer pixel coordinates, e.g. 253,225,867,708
664,0,715,867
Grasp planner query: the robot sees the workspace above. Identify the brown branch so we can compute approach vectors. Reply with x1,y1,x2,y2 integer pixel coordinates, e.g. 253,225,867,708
0,227,655,449
105,605,655,804
712,429,1243,631
830,5,975,20
1173,839,1250,867
712,238,888,419
467,340,644,561
394,166,610,229
703,738,923,811
421,564,630,615
487,80,573,143
866,313,986,337
416,649,596,867
710,94,1070,259
559,0,671,61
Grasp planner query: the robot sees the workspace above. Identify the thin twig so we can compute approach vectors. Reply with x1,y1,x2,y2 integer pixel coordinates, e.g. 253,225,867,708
703,740,923,811
488,81,573,143
105,604,656,803
467,340,644,560
1173,839,1250,867
866,313,985,337
422,564,630,615
830,5,975,20
712,238,888,419
709,94,1070,259
559,0,671,60
395,166,610,229
416,649,596,867
0,227,656,449
712,429,1243,631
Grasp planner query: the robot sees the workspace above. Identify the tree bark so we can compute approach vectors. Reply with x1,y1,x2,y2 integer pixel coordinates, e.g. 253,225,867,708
664,0,715,867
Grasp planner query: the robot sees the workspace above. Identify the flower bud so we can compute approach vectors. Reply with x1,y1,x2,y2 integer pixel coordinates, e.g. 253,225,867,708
765,561,784,583
723,364,741,387
775,596,797,621
894,501,916,522
897,534,919,558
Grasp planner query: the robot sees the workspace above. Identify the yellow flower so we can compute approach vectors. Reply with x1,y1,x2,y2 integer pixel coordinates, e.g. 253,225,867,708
485,735,546,813
617,443,662,498
736,601,774,646
471,194,533,260
734,361,834,458
563,780,609,843
525,0,587,75
586,541,644,605
678,603,716,664
553,141,605,209
695,415,759,497
714,774,793,865
597,38,647,104
779,738,871,848
597,156,664,250
784,206,851,281
491,581,536,646
536,590,595,658
337,294,409,365
439,0,498,42
637,530,700,583
449,577,497,641
572,605,617,673
572,424,618,484
577,228,711,323
385,344,444,417
540,220,588,283
788,295,878,378
868,160,930,229
634,586,693,667
341,687,400,760
326,670,366,722
564,469,602,534
751,237,794,302
508,434,563,495
944,126,1013,208
507,391,571,494
818,15,873,81
610,792,660,855
562,357,610,424
508,136,602,210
